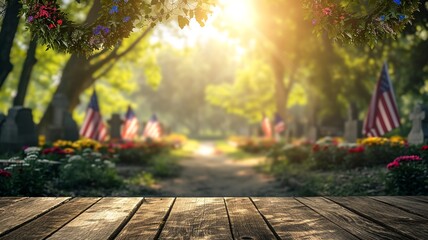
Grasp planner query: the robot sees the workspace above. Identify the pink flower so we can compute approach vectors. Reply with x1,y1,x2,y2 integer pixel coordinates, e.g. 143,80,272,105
387,161,400,169
393,155,422,162
387,155,423,170
421,145,428,150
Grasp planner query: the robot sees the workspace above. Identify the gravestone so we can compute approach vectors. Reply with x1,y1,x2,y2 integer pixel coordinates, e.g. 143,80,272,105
408,104,425,145
344,107,359,143
0,107,38,152
108,113,123,140
307,126,318,143
63,112,79,141
48,94,79,141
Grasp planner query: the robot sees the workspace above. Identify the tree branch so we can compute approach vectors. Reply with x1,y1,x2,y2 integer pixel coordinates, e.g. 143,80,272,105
93,62,115,80
87,27,152,74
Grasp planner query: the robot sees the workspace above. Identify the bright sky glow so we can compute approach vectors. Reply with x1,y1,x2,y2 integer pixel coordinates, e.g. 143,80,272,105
150,0,254,60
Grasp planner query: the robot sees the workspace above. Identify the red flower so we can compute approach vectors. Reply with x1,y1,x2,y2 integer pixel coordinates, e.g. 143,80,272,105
312,144,320,152
48,23,55,29
0,169,12,178
57,19,62,25
421,145,428,150
348,146,365,153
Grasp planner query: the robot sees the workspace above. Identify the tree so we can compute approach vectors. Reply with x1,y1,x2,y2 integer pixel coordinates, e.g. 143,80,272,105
0,0,21,89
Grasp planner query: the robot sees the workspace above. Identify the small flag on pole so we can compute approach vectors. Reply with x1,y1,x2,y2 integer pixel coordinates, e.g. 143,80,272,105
80,90,108,141
363,63,400,137
121,106,139,140
143,114,161,139
261,114,272,138
274,112,285,133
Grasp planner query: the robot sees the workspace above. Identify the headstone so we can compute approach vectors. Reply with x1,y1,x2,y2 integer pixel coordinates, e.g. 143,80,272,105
0,107,38,153
63,112,79,141
408,104,425,145
108,113,123,140
47,94,79,141
308,126,318,143
344,107,358,143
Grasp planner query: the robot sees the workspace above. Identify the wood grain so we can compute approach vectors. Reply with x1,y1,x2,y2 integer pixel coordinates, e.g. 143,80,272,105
225,197,277,240
48,197,142,240
329,196,428,240
0,198,99,240
252,197,356,240
159,197,232,240
407,196,428,203
297,197,410,240
116,198,174,240
0,197,28,208
0,197,69,236
371,196,428,218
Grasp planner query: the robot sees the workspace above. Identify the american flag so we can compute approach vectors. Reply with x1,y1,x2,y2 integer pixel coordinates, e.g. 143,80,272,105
261,114,272,138
121,106,139,140
79,90,108,141
143,114,161,139
274,112,285,133
363,63,400,137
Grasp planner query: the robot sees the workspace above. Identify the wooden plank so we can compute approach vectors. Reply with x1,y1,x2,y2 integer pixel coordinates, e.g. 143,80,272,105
116,198,174,240
48,197,142,240
0,197,28,208
159,198,232,240
297,197,410,240
329,197,428,240
0,197,69,236
371,196,428,218
225,197,276,240
252,197,357,240
407,196,428,203
0,198,100,240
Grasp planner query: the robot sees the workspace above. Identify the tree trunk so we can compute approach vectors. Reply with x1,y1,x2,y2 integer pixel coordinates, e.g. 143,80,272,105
13,36,38,107
271,56,287,121
0,0,21,89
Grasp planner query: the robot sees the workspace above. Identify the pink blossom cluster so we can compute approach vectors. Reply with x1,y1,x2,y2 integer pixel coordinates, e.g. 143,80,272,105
0,169,12,178
387,155,422,170
27,2,63,29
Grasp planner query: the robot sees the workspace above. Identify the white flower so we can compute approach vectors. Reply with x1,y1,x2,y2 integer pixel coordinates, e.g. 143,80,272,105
69,155,83,162
103,160,115,168
91,152,102,158
24,154,38,161
24,147,40,155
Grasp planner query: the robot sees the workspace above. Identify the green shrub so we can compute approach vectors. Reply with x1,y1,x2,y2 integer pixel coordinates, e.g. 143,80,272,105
385,156,428,195
310,145,347,170
0,147,57,196
59,149,122,190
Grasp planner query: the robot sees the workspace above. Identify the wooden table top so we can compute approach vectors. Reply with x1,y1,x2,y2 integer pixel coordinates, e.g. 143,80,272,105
0,196,427,239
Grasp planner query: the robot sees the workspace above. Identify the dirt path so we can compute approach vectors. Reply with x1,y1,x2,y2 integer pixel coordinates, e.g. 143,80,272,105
155,142,290,196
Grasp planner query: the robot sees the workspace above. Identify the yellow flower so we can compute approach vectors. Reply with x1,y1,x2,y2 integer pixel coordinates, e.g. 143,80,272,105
38,135,46,146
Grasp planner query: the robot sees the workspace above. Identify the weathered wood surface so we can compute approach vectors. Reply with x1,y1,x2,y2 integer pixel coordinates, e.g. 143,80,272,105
0,197,426,239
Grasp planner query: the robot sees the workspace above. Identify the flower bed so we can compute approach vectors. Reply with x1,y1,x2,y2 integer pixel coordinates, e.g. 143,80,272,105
0,136,181,196
264,136,428,195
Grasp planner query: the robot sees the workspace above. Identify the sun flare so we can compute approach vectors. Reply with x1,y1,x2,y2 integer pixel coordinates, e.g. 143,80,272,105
221,0,254,25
